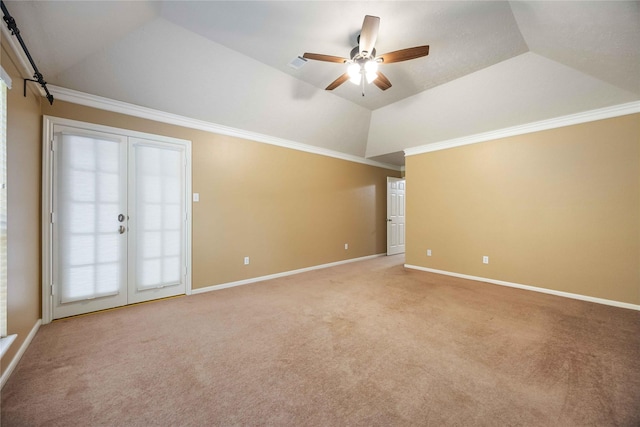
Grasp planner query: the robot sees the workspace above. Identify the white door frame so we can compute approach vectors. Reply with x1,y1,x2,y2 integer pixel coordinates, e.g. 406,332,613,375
41,116,192,324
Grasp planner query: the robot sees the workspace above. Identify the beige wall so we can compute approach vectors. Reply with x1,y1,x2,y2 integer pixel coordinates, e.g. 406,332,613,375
41,100,399,289
406,114,640,305
1,44,42,375
1,88,396,376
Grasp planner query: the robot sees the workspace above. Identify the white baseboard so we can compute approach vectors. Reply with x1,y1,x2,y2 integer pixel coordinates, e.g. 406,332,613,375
1,319,42,389
404,264,640,311
193,254,387,295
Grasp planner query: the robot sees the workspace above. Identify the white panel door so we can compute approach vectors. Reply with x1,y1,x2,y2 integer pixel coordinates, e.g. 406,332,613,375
52,127,128,319
387,177,406,255
128,138,186,304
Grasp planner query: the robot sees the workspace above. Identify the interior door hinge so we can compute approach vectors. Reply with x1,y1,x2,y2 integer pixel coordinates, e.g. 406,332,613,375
50,139,56,151
50,212,55,223
50,284,54,296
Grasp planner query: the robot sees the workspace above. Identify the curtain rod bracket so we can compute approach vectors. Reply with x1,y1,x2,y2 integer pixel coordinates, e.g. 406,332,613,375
23,78,54,105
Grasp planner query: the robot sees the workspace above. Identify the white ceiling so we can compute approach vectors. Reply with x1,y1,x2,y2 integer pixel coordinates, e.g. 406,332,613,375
3,1,639,166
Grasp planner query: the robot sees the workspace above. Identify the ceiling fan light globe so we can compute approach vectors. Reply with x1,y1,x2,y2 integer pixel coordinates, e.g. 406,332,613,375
364,60,378,73
348,63,361,85
366,71,378,84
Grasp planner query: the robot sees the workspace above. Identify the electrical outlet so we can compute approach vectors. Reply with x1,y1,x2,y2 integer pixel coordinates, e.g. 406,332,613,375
244,256,250,265
344,243,348,250
427,249,432,256
483,256,489,264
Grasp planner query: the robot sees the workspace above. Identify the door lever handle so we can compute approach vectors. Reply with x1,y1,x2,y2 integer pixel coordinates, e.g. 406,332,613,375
118,225,126,234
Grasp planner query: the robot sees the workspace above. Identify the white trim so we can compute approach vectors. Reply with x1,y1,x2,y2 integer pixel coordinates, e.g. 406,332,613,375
47,85,401,172
43,115,192,147
404,264,640,311
41,118,54,325
0,65,12,89
1,319,41,389
192,253,386,295
184,141,193,296
404,101,640,157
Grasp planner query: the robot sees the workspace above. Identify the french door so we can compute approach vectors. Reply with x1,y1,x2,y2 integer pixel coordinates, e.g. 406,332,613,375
43,118,192,321
53,127,129,318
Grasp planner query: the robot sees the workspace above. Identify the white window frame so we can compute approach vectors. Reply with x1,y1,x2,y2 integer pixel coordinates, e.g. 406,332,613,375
41,116,193,324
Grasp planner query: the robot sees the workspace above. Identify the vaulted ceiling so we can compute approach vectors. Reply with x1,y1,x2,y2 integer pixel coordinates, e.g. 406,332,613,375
3,1,639,166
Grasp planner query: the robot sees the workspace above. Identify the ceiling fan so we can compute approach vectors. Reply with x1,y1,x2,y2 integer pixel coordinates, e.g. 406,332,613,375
303,15,429,94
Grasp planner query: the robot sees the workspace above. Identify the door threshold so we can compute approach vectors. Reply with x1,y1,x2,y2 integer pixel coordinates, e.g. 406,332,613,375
52,294,186,322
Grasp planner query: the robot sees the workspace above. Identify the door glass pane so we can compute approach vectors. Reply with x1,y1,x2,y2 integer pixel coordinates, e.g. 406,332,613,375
134,144,184,290
58,134,124,303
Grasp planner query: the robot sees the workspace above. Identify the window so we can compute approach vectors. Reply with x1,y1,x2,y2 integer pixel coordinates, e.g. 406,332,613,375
0,65,15,357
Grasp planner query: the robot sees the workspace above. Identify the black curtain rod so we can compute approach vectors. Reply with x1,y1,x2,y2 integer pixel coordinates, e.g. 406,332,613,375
1,0,53,105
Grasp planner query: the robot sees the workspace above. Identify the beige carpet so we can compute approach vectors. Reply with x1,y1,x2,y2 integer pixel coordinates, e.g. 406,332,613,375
2,255,639,426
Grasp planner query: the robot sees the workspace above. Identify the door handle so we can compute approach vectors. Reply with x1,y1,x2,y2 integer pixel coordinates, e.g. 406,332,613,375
387,219,392,222
119,225,126,234
118,214,125,222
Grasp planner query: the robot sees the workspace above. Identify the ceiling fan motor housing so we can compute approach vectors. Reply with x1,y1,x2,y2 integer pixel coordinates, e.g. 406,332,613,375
351,46,376,62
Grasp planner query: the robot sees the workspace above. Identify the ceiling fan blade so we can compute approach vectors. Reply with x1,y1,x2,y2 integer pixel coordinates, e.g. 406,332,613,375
378,45,430,64
303,53,348,63
359,15,380,56
325,73,350,90
373,72,392,91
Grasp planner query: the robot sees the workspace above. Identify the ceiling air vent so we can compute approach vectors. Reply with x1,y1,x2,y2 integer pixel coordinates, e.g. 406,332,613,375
287,56,308,70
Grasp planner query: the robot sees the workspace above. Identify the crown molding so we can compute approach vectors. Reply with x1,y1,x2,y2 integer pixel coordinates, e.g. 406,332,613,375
47,85,401,171
404,101,640,157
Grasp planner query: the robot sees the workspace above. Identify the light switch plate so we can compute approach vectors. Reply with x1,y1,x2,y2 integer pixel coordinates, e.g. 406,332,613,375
193,193,199,202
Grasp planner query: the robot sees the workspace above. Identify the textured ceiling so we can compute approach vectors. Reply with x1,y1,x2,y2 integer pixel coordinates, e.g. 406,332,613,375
159,1,531,110
2,1,639,166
